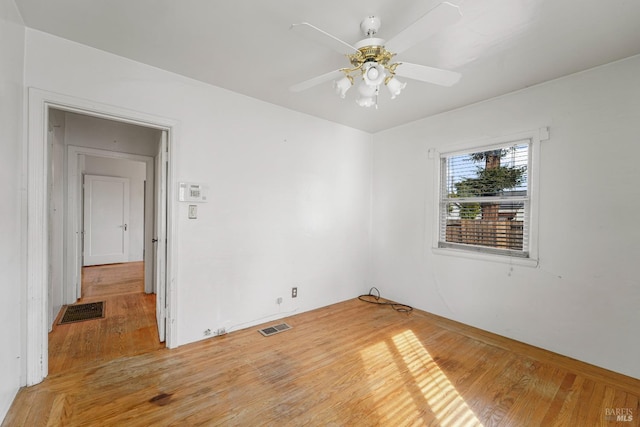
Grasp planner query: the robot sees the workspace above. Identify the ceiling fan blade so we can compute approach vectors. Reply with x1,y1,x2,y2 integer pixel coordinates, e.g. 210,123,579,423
385,2,462,54
290,22,358,55
395,62,461,87
289,69,344,93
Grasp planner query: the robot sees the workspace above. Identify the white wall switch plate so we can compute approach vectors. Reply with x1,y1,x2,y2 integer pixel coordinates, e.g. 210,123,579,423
188,204,197,219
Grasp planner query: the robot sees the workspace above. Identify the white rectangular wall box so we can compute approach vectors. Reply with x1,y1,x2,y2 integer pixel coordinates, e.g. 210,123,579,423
178,182,208,202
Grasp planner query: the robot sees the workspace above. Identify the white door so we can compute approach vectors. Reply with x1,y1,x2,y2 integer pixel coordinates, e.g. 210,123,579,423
155,131,168,342
83,175,130,266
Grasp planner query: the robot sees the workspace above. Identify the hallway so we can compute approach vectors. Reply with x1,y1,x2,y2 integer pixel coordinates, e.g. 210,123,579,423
48,262,165,375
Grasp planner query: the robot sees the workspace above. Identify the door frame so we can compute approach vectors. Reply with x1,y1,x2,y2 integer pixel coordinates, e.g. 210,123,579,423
67,147,155,300
26,88,179,386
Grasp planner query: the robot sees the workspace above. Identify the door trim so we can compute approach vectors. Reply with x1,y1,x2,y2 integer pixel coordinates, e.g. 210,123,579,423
26,87,179,386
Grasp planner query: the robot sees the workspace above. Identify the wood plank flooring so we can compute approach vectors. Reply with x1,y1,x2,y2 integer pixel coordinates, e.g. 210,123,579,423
5,296,639,426
48,261,164,375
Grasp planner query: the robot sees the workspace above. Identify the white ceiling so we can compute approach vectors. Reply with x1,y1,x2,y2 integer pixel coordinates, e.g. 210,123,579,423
14,0,640,133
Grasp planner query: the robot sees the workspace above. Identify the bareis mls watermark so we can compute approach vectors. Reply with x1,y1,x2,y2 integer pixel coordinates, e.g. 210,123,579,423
604,407,634,422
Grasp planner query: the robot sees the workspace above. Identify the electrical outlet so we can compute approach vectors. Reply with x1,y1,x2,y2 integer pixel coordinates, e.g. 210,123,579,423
204,329,212,336
277,297,283,305
292,287,298,298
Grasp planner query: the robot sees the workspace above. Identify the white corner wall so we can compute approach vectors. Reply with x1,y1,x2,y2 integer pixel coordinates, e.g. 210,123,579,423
0,0,24,421
24,29,372,346
371,55,640,379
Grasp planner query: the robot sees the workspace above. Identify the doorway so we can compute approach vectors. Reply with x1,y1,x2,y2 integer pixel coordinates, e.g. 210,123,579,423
65,144,157,303
26,88,177,385
47,109,168,373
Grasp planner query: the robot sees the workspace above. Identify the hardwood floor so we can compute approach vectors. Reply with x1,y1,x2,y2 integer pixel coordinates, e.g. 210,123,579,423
5,297,639,426
48,261,164,375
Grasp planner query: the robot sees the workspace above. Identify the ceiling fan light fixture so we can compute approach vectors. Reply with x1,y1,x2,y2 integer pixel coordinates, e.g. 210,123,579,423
386,76,407,99
290,4,463,108
334,75,353,98
363,63,386,86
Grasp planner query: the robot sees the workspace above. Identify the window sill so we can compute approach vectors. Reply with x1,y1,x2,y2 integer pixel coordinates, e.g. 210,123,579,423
432,247,539,267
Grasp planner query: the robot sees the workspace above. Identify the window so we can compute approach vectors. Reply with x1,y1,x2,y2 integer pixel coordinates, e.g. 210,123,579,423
438,138,533,258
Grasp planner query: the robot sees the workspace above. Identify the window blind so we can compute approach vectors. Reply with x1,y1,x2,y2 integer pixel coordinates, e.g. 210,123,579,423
439,140,530,257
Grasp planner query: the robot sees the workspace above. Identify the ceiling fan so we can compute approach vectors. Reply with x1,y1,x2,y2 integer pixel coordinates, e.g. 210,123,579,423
289,2,462,108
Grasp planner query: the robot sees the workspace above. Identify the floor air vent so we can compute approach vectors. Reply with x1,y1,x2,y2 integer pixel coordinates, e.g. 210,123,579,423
59,301,105,324
258,323,292,337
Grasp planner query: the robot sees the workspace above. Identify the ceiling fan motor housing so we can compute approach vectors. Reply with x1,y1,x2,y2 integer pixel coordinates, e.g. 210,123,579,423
360,15,381,36
350,39,395,68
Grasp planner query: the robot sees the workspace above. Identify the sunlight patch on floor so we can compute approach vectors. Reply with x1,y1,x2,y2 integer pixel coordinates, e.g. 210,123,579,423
359,329,484,425
359,340,425,423
392,329,484,427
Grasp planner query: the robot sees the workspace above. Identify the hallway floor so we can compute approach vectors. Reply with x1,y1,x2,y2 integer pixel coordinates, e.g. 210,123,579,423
48,261,165,375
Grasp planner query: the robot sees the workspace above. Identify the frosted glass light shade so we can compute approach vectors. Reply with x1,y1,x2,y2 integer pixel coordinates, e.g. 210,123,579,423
356,96,376,107
363,63,386,86
334,76,353,99
386,77,406,99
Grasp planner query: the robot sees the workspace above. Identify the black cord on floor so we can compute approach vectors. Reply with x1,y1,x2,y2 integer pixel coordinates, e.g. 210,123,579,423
358,287,413,313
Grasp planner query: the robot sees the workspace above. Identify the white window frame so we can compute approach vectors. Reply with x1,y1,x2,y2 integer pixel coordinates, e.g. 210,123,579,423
432,128,548,266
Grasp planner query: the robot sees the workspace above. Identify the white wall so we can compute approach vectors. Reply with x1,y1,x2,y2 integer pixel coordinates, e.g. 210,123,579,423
83,155,146,261
64,111,159,157
25,29,372,346
0,0,24,421
371,55,640,379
